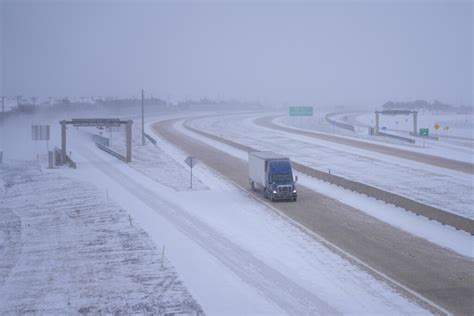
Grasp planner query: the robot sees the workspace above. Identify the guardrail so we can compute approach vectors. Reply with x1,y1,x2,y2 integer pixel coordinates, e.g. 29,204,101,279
325,113,356,132
184,120,474,235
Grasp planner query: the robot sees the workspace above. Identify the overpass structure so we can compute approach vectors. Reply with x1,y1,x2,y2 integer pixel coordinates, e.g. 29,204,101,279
60,118,133,163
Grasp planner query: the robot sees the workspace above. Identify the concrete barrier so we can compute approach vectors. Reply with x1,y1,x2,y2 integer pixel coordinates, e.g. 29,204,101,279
96,143,127,162
184,120,474,235
65,154,77,169
90,133,110,147
325,113,356,132
377,131,415,144
144,132,157,145
409,132,439,141
81,131,127,162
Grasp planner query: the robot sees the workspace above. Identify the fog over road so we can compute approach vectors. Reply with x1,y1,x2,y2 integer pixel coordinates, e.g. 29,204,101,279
153,117,474,316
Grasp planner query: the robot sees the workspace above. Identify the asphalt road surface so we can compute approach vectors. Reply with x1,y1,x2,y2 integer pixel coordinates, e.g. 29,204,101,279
153,117,474,315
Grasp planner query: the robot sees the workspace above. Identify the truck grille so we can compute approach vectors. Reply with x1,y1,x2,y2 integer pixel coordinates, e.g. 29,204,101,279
277,185,292,193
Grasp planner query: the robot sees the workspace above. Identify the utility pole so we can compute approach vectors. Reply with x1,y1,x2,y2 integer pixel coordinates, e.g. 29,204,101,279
1,96,4,114
141,89,145,145
16,95,21,107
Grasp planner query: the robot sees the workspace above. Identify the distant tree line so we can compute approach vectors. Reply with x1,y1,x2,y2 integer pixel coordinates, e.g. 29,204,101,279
6,96,263,114
382,100,472,113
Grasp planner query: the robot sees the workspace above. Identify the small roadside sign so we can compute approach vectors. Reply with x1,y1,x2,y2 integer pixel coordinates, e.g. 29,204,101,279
31,125,50,141
434,123,440,130
289,106,313,117
419,128,429,148
419,128,429,137
184,156,197,168
184,156,198,188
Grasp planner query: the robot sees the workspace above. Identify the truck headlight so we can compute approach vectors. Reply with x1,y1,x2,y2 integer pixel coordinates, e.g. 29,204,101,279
293,189,297,193
273,190,277,194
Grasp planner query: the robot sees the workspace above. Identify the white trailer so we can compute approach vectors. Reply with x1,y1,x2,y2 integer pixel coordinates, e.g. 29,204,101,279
248,151,297,201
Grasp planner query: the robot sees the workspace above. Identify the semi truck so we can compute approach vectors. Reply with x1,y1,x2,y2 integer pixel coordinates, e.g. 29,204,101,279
248,151,298,202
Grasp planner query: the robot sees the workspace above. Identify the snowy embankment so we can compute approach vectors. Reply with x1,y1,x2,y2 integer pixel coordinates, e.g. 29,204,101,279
0,161,202,315
188,113,474,220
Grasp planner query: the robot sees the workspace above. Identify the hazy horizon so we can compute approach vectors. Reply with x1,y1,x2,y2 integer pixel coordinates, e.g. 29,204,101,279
1,0,472,109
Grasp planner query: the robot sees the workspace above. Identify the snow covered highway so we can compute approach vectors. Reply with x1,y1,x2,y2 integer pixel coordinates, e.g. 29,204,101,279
61,115,442,315
187,113,474,221
255,115,474,174
152,114,473,315
3,2,472,314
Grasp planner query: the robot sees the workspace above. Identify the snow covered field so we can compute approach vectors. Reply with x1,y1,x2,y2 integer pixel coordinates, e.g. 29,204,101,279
0,161,202,314
188,113,474,220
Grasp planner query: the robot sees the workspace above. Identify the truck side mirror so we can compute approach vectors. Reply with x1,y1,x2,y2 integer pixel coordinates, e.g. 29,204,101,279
295,175,298,182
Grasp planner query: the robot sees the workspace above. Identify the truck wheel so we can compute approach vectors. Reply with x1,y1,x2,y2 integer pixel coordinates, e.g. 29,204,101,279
251,181,255,191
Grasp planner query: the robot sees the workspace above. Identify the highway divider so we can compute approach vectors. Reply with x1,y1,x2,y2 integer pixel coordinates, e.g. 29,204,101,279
83,131,127,162
377,131,415,144
183,119,474,235
144,132,157,145
325,113,356,132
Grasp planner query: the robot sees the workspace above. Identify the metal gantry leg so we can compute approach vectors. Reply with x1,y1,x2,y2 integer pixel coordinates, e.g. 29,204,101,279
375,112,380,135
60,120,67,163
126,120,133,162
413,111,418,135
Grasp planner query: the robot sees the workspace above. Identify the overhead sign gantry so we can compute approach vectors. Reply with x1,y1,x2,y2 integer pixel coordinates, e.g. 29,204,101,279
60,118,133,163
374,110,418,135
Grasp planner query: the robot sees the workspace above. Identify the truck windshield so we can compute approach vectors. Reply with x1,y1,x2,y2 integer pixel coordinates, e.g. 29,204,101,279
269,160,293,184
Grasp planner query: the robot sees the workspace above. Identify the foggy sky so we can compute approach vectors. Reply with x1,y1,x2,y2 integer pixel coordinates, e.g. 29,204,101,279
1,0,473,108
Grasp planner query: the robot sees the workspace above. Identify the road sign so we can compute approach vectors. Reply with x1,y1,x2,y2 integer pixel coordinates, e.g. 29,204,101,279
289,106,313,117
419,128,429,137
185,156,198,189
434,122,440,130
184,156,197,168
31,125,50,141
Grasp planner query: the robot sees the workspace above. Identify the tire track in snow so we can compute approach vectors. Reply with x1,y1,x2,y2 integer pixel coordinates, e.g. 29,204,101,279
75,143,342,316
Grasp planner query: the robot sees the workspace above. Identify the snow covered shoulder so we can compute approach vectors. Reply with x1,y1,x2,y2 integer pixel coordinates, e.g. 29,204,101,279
0,162,202,315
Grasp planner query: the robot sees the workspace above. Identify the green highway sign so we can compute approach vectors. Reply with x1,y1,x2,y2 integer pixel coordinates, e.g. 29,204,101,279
289,106,313,117
420,128,429,137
